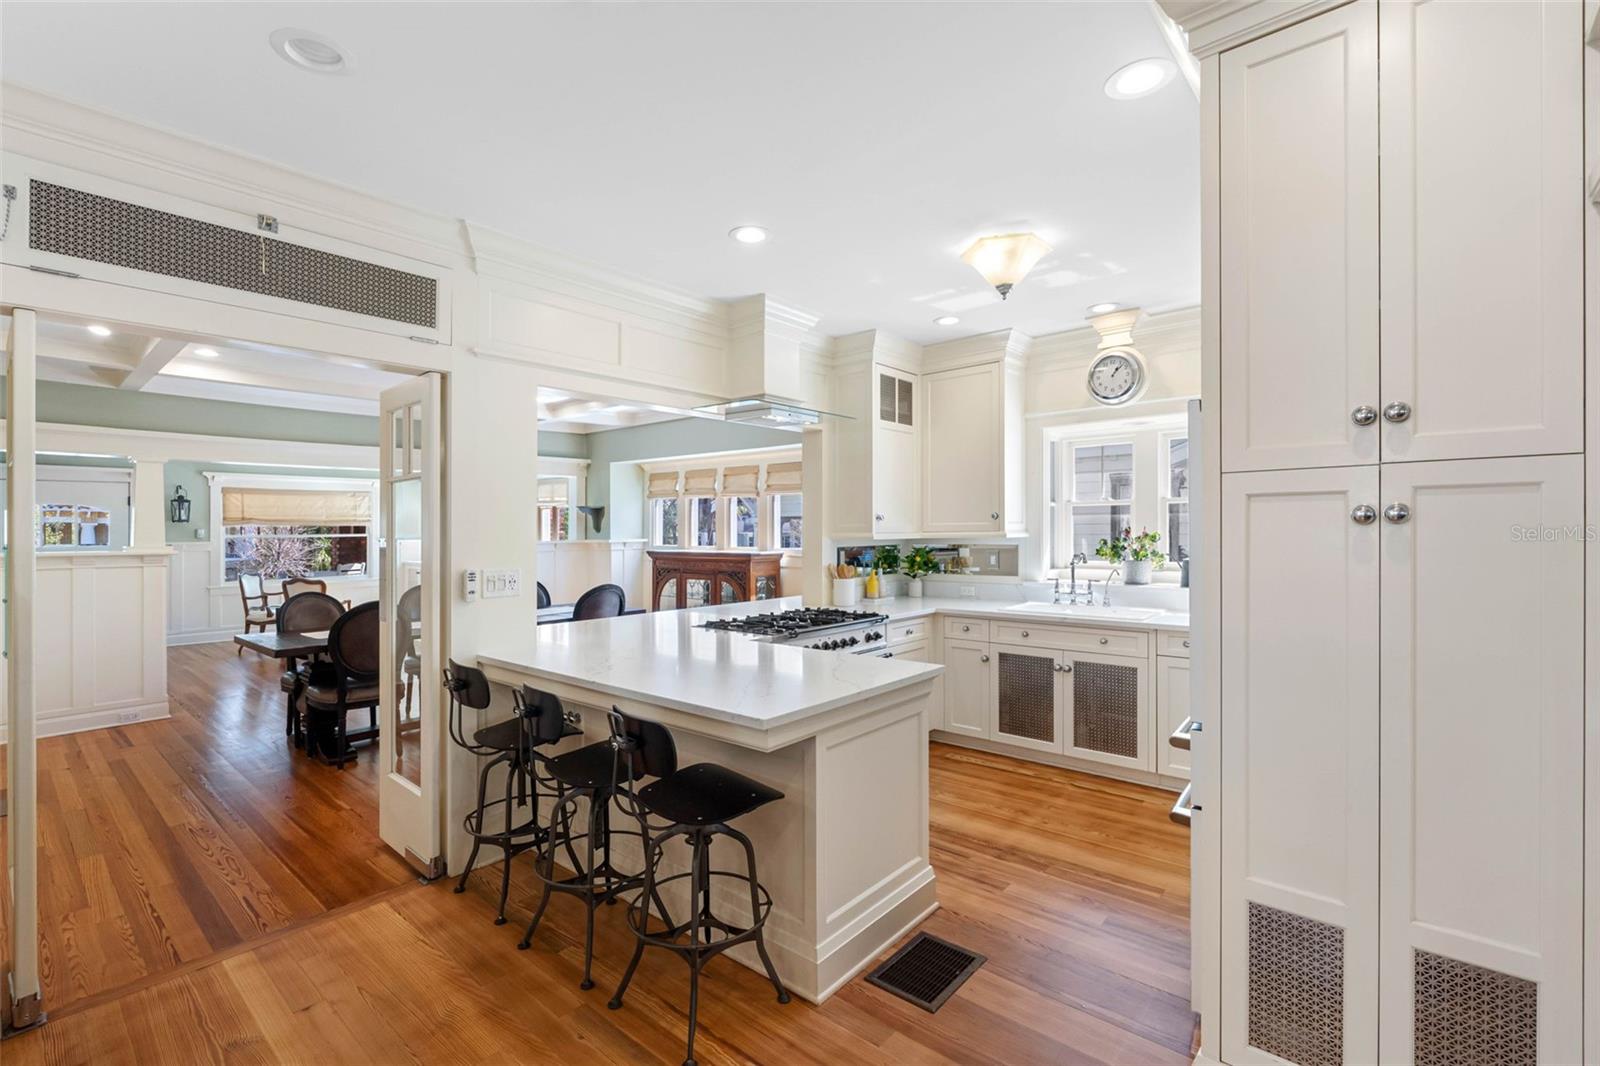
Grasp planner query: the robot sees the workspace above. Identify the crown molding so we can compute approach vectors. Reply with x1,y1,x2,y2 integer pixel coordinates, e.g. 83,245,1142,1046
727,294,823,344
0,83,468,263
824,328,922,372
1156,0,1351,58
1029,305,1200,369
921,327,1031,374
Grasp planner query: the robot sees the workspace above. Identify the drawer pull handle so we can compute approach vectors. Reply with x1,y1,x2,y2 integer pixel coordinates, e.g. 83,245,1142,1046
1170,783,1198,827
1169,716,1194,751
962,624,970,632
905,628,914,635
1020,630,1029,638
1099,637,1109,645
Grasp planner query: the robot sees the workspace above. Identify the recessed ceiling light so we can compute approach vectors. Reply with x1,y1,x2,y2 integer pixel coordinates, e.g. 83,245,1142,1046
269,28,352,75
1087,302,1119,315
1104,58,1176,101
86,324,112,337
729,225,768,244
193,347,220,358
934,315,961,326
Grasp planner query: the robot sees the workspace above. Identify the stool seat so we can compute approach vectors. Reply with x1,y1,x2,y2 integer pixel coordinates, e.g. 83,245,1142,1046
548,740,631,791
470,716,581,753
638,763,784,827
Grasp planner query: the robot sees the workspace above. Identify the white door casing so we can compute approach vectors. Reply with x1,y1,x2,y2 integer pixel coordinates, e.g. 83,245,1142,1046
1220,2,1379,473
1378,0,1583,463
377,373,444,874
1378,454,1583,1064
1221,464,1380,1065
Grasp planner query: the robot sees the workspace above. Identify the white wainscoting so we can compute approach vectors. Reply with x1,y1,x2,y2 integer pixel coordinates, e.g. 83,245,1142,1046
0,549,172,742
166,542,380,645
536,539,648,610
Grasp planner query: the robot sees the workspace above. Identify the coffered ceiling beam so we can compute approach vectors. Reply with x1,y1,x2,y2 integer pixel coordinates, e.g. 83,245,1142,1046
117,337,188,390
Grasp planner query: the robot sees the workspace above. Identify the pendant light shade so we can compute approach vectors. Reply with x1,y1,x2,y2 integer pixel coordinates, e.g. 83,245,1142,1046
961,232,1052,299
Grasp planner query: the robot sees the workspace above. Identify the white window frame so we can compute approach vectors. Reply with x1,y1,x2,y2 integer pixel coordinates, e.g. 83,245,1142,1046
771,492,803,551
1159,430,1190,564
1044,414,1187,577
639,447,802,554
536,475,577,542
206,472,379,585
651,496,682,548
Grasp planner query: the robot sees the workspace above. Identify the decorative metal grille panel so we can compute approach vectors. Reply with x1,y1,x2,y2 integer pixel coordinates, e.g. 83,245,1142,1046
27,179,438,328
1072,659,1139,758
1414,950,1536,1066
1247,902,1344,1066
997,651,1055,742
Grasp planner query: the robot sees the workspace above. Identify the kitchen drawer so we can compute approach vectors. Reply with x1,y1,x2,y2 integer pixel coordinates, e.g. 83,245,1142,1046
888,618,930,647
944,617,990,641
1157,631,1192,659
872,640,928,662
991,622,1149,659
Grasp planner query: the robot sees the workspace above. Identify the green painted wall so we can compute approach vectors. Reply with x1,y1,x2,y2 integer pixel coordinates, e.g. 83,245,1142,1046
19,380,380,446
583,418,798,540
538,430,589,460
163,460,377,543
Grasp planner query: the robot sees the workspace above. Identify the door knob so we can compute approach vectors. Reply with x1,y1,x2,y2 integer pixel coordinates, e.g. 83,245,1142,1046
1383,401,1412,423
1351,405,1377,426
1351,504,1377,525
1383,502,1411,524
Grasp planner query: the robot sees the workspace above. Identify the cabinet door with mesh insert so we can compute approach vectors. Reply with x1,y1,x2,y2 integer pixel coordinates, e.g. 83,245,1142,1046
1064,652,1151,772
987,644,1064,754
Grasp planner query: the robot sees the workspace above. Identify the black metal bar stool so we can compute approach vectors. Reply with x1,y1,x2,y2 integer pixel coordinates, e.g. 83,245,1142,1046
443,661,577,924
517,703,675,991
608,758,790,1066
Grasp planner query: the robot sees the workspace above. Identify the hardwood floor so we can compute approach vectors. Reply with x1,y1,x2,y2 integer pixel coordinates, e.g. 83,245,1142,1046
0,642,414,1018
8,733,1196,1064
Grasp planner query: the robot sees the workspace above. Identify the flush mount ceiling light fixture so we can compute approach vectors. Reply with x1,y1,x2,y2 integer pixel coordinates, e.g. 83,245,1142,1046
961,233,1052,301
86,324,111,337
729,225,768,244
934,315,961,326
1105,58,1176,100
1087,301,1120,315
269,28,353,75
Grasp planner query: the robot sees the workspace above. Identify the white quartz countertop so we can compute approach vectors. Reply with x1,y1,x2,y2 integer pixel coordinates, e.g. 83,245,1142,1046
872,596,1191,632
478,597,944,735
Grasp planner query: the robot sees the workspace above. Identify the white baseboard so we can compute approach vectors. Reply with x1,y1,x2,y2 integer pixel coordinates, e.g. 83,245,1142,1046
168,628,239,647
930,730,1187,793
0,698,171,743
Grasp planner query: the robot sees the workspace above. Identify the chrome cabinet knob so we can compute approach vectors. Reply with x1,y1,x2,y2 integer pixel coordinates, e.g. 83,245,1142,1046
1351,504,1377,525
875,513,884,522
990,511,1000,521
1020,630,1029,637
1383,401,1412,423
1183,640,1191,648
980,654,990,663
1383,502,1411,524
1351,404,1378,426
1054,663,1073,673
1098,637,1109,645
961,624,971,632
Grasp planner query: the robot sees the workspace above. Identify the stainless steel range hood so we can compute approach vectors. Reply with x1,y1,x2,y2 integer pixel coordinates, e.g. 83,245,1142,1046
694,394,849,429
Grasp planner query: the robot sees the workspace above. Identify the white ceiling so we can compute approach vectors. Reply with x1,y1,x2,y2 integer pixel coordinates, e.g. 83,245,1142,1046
0,2,1200,344
537,387,693,434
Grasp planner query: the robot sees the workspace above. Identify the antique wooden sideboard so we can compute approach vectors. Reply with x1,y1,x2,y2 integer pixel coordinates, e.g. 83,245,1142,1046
647,550,783,611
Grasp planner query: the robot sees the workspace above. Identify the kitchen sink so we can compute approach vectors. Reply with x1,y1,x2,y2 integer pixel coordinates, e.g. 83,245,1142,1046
998,602,1162,622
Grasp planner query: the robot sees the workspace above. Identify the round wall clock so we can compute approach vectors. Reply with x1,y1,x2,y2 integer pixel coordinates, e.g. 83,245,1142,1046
1086,347,1146,406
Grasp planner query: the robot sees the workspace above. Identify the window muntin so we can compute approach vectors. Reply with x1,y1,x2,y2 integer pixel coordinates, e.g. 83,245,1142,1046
39,503,111,549
1070,441,1133,561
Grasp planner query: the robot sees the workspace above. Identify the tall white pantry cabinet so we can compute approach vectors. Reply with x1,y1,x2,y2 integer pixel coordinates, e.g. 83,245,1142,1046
1187,2,1591,1065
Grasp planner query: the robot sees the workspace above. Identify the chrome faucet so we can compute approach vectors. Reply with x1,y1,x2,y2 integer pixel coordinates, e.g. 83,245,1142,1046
1056,553,1091,605
1093,568,1120,607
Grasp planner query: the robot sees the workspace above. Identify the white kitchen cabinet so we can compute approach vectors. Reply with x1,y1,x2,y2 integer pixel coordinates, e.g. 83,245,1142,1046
1219,2,1379,474
988,643,1065,754
941,638,991,740
1377,454,1583,1064
1062,649,1151,773
829,347,922,539
1378,0,1582,463
1155,654,1190,781
1220,464,1380,1066
921,359,1025,537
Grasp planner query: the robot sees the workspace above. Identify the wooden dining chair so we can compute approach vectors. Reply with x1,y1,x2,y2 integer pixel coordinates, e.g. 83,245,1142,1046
572,583,626,620
237,573,283,654
277,591,345,745
302,602,381,768
397,584,423,723
284,575,352,609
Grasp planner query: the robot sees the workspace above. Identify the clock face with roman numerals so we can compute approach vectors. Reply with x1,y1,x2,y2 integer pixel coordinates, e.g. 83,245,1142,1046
1087,348,1144,405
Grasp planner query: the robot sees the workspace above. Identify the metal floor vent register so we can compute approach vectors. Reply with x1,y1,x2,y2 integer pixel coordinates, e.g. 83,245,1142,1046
864,932,985,1012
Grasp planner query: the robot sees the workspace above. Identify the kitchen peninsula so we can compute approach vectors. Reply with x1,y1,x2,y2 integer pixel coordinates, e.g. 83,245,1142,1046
477,597,943,1003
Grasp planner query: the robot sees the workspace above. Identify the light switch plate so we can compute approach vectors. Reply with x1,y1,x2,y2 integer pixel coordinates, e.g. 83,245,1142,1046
481,568,523,598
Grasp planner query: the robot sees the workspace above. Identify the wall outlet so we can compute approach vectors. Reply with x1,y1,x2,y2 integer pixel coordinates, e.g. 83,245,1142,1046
958,585,977,598
482,568,523,599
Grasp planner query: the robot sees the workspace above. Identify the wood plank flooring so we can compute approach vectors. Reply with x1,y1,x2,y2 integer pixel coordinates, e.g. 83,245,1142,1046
0,642,414,1019
8,710,1197,1064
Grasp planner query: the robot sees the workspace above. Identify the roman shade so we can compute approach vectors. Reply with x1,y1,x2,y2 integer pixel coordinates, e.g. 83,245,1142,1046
222,487,372,526
721,465,760,496
647,471,680,499
763,461,803,494
682,468,719,496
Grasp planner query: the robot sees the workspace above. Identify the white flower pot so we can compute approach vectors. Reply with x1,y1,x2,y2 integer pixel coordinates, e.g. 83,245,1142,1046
1123,558,1153,585
908,577,924,598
